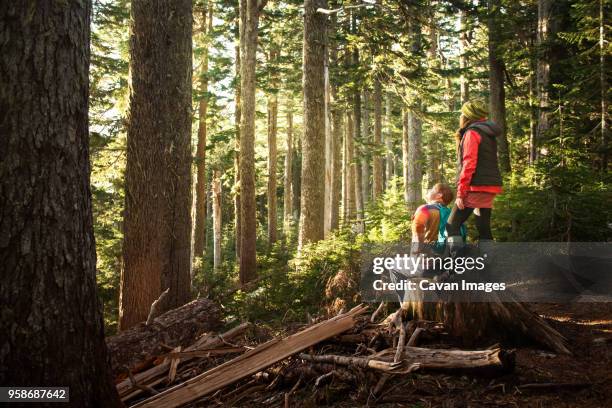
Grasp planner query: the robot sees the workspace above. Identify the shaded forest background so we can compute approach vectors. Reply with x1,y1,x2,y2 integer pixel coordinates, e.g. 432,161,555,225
89,0,610,333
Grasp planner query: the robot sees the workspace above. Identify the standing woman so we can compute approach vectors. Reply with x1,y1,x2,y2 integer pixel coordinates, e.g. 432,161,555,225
446,101,503,253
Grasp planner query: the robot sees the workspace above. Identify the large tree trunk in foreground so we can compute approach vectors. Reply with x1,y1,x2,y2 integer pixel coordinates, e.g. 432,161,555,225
488,0,511,173
239,0,262,283
107,299,222,376
121,0,193,330
0,1,121,404
194,3,213,259
299,0,328,248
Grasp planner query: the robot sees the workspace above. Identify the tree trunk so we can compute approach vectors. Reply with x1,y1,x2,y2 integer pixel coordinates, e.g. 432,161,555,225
488,0,511,173
373,80,384,199
345,112,357,222
361,90,371,205
385,93,394,188
535,0,553,161
329,16,342,231
299,0,328,248
529,70,538,165
239,0,262,284
212,172,222,270
459,9,470,104
330,104,343,231
324,44,333,236
600,0,608,172
283,105,294,233
234,41,242,260
267,51,279,247
121,0,193,329
402,108,410,205
406,109,423,211
353,91,364,228
194,2,213,259
0,1,121,404
292,137,302,220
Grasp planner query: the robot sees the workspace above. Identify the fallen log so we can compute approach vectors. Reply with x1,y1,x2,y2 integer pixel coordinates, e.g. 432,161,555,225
117,322,251,400
130,304,369,408
377,345,515,375
299,346,514,376
107,298,223,376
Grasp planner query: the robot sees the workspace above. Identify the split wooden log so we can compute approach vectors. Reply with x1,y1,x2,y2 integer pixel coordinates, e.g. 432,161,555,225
146,288,170,325
107,298,223,376
130,304,369,408
117,322,251,401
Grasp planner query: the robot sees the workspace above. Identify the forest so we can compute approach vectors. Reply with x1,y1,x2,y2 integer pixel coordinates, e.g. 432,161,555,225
1,0,611,407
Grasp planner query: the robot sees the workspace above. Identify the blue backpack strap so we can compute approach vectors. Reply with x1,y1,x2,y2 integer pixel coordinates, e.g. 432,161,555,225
433,203,468,250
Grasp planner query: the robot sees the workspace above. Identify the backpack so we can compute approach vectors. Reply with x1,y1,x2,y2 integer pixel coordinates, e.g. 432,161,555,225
432,203,467,253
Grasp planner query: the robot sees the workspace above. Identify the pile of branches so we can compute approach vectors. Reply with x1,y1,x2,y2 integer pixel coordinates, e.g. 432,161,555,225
112,303,520,407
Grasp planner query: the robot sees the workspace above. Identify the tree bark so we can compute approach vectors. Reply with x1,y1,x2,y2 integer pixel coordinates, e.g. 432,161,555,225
345,112,357,222
488,0,511,173
292,137,302,220
600,0,608,172
384,93,394,188
330,100,343,231
329,16,342,231
401,106,423,209
121,0,193,329
402,108,410,205
283,105,294,233
267,50,279,247
361,90,371,205
0,1,121,404
212,172,222,270
535,0,553,161
324,44,333,236
373,80,384,199
239,0,262,284
194,2,213,259
353,91,364,227
459,9,470,104
234,41,242,260
299,0,328,248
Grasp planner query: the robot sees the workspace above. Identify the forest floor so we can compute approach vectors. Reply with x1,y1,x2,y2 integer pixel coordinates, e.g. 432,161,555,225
205,303,611,408
120,302,612,408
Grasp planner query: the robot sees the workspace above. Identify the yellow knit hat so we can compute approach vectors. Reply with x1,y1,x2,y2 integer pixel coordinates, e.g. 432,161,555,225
461,100,488,120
